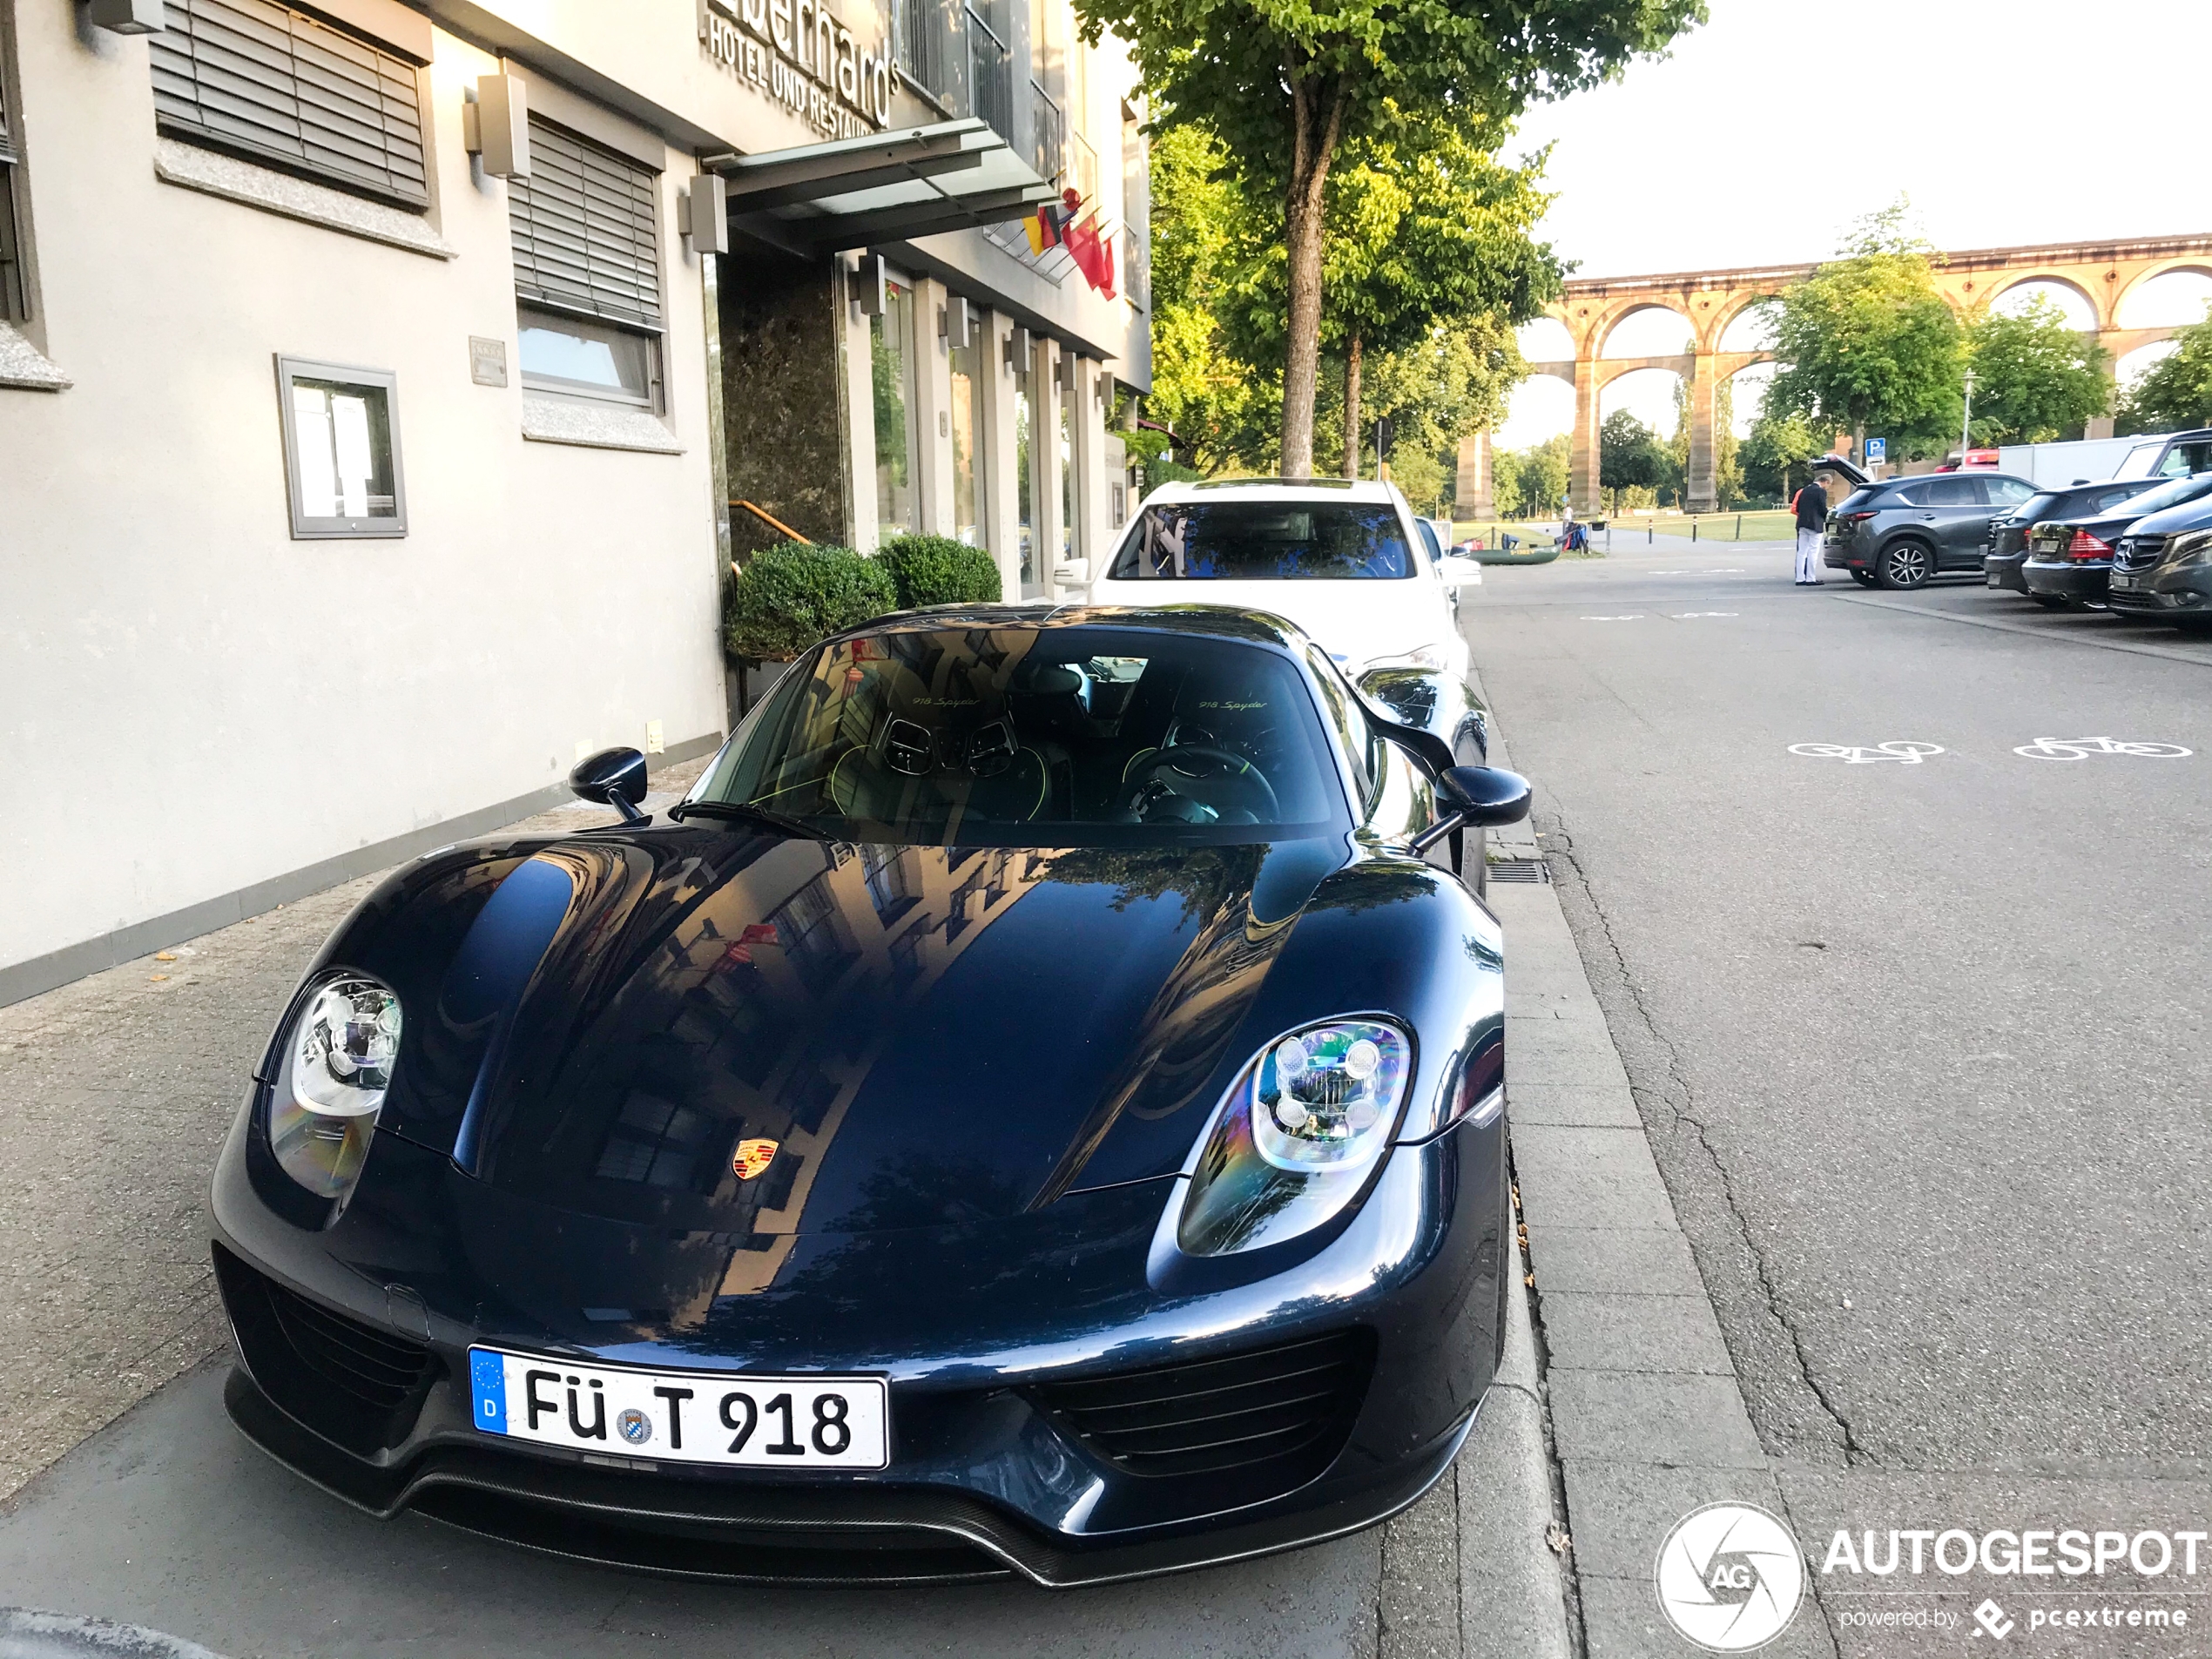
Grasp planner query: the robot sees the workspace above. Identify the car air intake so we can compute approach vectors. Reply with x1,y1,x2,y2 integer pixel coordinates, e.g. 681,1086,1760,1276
213,1243,440,1455
1031,1328,1373,1480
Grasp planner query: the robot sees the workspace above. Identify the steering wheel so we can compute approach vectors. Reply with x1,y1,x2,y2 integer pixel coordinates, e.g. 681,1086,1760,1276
1124,745,1280,820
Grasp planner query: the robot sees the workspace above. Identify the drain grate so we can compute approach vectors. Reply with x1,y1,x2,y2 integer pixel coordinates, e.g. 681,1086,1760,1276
1486,858,1552,884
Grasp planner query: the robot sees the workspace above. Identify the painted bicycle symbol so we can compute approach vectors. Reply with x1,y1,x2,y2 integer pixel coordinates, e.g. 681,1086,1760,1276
1788,741,1946,765
2013,737,2193,761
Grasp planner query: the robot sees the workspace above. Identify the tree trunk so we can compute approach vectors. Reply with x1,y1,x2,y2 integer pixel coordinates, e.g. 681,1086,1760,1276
1342,328,1363,479
1278,72,1347,480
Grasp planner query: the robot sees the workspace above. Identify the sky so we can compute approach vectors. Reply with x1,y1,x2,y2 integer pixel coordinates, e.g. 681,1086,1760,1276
1489,0,2212,448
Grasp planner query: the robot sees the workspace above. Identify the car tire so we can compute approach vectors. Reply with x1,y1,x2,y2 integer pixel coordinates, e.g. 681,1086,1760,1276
1878,540,1933,590
1849,570,1876,587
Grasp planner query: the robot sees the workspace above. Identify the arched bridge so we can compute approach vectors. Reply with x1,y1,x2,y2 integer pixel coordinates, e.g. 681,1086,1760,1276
1454,233,2212,517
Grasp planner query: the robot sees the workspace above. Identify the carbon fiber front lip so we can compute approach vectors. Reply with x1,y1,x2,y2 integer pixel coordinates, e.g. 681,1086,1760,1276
222,1366,1476,1588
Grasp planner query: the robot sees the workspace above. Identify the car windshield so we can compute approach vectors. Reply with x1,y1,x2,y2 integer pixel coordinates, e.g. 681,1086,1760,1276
2114,471,2212,517
1109,502,1413,579
685,626,1350,846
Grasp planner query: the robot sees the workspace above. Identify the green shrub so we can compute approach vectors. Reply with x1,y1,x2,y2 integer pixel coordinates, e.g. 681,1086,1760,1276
876,533,1003,609
724,542,896,661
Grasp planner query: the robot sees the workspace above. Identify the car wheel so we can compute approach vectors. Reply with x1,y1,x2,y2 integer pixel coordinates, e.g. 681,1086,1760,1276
1878,540,1933,590
2030,595,2067,609
1849,570,1876,587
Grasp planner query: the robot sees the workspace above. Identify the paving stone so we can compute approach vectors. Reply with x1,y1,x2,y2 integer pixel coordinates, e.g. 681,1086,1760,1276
1540,1292,1735,1376
1580,1574,1838,1659
1547,1372,1769,1468
1524,1226,1708,1297
1561,1459,1790,1581
1510,1126,1678,1230
1506,1083,1642,1128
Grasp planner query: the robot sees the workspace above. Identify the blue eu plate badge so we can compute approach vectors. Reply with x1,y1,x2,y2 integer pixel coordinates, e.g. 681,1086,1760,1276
470,1348,508,1433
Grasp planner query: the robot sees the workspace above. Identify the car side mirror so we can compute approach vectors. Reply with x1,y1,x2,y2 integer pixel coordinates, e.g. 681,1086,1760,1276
570,745,649,825
1437,555,1484,588
1412,765,1530,855
1052,558,1090,589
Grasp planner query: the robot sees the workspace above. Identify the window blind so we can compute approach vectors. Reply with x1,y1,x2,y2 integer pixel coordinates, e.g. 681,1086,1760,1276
151,0,429,208
509,118,663,333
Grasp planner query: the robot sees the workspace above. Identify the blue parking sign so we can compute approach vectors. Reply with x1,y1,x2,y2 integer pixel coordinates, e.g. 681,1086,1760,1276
1865,437,1887,463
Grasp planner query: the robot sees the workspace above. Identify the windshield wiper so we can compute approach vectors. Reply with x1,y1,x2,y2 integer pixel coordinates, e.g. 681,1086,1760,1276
666,799,828,839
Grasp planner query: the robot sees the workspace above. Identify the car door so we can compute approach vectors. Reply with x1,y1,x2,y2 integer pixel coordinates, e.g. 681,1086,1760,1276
1900,475,1985,569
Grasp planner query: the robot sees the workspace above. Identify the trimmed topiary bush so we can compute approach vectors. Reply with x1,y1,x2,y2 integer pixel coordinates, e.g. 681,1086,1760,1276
724,542,897,661
876,533,1004,609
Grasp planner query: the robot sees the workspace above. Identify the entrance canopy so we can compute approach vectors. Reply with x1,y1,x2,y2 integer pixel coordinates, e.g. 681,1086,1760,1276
706,119,1056,256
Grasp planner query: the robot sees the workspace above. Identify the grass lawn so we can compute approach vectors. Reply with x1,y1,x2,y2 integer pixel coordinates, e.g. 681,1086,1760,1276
1453,510,1796,548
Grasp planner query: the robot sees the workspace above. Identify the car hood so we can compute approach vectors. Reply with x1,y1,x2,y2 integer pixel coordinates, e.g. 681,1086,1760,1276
2124,498,2212,538
369,827,1351,1238
1086,577,1446,669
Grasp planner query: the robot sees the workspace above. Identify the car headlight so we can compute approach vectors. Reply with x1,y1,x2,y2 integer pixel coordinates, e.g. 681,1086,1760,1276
1175,1019,1413,1257
267,974,401,1200
2168,529,2212,567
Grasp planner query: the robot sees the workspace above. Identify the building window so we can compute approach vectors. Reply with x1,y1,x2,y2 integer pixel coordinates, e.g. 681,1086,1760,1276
948,334,981,545
274,356,407,538
509,116,664,408
151,0,430,208
1058,368,1074,562
1120,101,1148,308
871,276,920,540
0,31,24,323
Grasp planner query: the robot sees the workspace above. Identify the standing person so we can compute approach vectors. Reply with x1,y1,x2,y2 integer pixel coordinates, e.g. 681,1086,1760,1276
1792,472,1828,585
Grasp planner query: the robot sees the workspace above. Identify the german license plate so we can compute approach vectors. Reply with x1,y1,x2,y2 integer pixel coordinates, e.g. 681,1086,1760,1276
2113,574,2139,590
469,1347,888,1469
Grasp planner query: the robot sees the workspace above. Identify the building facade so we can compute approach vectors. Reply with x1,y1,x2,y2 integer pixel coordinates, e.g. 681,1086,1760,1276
0,0,1150,1005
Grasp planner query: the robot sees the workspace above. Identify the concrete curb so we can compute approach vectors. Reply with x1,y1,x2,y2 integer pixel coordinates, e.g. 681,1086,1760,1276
0,1609,229,1659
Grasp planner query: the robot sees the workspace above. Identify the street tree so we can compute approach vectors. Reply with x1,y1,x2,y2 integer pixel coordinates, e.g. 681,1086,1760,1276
2116,304,2212,435
1074,0,1703,477
1966,296,2112,444
1139,122,1278,472
1492,434,1569,520
1764,205,1966,458
1740,408,1824,502
1600,408,1669,509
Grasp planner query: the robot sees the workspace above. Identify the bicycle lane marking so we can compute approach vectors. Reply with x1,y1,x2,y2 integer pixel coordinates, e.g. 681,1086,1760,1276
1788,742,1946,765
2013,737,2194,760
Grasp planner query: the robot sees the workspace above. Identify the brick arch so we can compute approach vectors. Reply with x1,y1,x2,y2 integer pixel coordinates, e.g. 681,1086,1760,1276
2114,260,2212,327
1960,269,2105,329
1594,300,1696,360
1710,291,1784,354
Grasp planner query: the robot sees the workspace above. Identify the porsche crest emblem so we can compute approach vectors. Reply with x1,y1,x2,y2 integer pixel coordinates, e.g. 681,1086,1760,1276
732,1138,779,1181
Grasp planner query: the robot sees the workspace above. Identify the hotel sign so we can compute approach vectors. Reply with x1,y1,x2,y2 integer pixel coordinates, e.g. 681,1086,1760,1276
699,0,894,139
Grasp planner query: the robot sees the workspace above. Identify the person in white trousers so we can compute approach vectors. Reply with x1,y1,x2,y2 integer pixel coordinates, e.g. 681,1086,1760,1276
1791,475,1828,584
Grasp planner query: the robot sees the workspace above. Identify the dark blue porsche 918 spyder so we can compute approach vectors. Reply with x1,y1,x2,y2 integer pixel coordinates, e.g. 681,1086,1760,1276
209,604,1530,1588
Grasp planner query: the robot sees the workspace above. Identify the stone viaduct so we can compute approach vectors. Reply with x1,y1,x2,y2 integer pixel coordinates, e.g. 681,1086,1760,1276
1454,233,2212,518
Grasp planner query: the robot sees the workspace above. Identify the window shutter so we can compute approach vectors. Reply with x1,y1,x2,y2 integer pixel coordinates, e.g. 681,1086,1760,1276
509,118,663,334
151,0,429,208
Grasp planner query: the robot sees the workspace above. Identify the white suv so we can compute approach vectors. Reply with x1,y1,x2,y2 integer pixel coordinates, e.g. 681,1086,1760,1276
1065,479,1480,684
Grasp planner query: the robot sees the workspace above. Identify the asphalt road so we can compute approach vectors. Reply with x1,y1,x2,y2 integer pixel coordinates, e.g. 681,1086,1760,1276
1463,541,2212,1480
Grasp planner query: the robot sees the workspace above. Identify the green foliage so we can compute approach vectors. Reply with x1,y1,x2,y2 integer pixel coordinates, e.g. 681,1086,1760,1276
1389,447,1447,514
875,534,1003,608
1966,297,2111,444
1739,408,1824,502
1141,122,1280,473
1762,204,1966,458
724,543,896,662
1492,435,1569,520
1600,410,1670,502
2116,303,2212,435
1074,0,1704,472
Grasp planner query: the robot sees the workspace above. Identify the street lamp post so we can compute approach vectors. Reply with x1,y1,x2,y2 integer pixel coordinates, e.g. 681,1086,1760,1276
1960,368,1975,461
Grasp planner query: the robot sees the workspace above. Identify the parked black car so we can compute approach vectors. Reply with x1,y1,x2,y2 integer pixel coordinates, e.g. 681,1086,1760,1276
1984,478,2167,604
2021,472,2212,610
2106,491,2212,632
1824,471,2039,589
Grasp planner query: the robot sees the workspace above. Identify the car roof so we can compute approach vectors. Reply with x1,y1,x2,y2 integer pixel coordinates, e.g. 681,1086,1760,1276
1137,476,1406,506
834,601,1317,655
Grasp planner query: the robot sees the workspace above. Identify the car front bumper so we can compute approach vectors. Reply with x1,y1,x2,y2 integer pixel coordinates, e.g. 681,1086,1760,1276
2021,558,2108,601
2106,567,2212,617
209,1101,1508,1587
